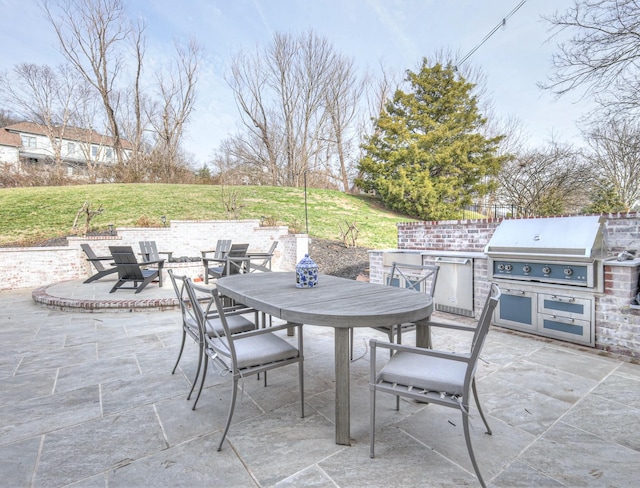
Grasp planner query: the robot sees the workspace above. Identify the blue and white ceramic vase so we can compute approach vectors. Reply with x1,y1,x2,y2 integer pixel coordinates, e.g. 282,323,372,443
296,254,318,288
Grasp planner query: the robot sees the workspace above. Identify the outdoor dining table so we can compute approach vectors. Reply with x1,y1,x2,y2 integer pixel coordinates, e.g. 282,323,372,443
216,271,434,446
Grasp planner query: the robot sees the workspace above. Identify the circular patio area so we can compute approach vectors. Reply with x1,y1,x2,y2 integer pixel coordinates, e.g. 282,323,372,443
32,275,180,312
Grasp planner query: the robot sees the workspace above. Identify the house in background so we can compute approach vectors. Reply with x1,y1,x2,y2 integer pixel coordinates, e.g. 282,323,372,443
0,122,132,177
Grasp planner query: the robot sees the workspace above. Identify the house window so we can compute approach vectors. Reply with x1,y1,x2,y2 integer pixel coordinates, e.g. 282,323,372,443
67,166,74,176
21,135,36,149
91,145,99,158
68,142,75,154
105,147,113,160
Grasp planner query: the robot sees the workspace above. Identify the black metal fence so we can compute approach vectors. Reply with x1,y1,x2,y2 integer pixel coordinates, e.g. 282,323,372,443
461,204,534,220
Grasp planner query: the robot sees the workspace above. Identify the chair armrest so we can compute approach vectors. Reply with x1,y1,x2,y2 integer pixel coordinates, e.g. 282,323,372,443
427,321,477,333
159,251,173,259
226,257,250,262
86,256,113,262
139,259,165,266
204,305,257,320
246,252,273,258
370,338,470,363
202,257,226,266
233,321,301,339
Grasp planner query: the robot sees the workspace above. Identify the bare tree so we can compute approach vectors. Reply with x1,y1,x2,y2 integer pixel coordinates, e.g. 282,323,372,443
41,0,140,178
40,0,201,183
226,30,349,187
147,39,201,182
0,63,90,179
0,109,22,127
583,117,640,209
543,0,640,115
229,51,282,185
323,54,364,191
496,141,591,215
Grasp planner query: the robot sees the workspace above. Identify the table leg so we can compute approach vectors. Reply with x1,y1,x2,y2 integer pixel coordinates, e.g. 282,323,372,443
334,327,351,446
415,316,432,348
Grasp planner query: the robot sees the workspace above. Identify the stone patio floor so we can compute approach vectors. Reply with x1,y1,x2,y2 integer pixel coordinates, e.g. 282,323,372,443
1,277,640,487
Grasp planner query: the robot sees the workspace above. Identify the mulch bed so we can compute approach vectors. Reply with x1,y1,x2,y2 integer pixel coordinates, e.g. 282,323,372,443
309,238,370,280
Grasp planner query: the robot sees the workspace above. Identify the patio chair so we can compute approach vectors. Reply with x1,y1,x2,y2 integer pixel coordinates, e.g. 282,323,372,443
167,269,256,401
108,245,164,293
202,239,232,284
139,240,173,262
80,243,118,283
205,243,250,282
351,262,439,358
369,283,501,488
247,241,278,273
184,278,304,451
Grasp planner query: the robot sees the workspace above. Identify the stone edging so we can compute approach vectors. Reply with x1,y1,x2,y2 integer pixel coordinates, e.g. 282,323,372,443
31,285,179,312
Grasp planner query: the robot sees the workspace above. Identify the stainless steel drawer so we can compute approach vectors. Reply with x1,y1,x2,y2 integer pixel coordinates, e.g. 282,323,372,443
537,293,591,321
539,313,592,345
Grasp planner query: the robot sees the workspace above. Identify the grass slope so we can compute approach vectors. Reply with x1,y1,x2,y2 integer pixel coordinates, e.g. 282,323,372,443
0,184,414,248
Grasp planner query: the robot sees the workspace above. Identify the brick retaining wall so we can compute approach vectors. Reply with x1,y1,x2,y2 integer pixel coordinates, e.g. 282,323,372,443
0,220,307,291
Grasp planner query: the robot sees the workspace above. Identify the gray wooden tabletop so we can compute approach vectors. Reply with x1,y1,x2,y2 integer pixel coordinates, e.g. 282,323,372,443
216,272,433,328
216,271,434,446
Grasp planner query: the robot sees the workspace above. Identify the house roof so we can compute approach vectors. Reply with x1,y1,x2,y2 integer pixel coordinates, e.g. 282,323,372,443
0,127,21,147
1,122,133,149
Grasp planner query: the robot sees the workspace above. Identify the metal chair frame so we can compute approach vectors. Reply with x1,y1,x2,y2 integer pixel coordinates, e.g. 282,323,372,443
370,283,501,488
184,278,304,451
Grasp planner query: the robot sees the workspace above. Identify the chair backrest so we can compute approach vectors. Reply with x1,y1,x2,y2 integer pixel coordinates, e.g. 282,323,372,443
109,246,145,279
183,278,234,365
167,269,199,335
81,243,99,260
246,241,278,273
467,283,501,380
139,241,160,262
167,269,189,317
214,239,232,259
387,262,439,296
225,243,250,275
265,241,278,255
81,243,107,271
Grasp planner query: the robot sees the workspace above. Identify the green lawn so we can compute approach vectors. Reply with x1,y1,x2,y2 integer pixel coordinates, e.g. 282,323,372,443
0,184,415,248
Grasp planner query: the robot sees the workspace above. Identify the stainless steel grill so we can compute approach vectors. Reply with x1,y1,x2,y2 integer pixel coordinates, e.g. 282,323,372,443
485,216,608,347
485,215,606,288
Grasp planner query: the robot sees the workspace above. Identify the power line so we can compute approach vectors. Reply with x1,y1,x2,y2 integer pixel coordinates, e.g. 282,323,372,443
456,0,527,69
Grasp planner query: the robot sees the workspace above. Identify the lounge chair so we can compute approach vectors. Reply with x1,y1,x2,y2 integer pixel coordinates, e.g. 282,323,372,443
81,243,118,283
108,245,164,293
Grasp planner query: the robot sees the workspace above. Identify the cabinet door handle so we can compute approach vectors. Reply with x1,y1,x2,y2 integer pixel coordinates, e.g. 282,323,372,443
507,289,526,295
551,295,575,303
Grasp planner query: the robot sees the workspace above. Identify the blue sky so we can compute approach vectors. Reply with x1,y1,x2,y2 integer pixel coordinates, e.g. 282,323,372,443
1,0,590,165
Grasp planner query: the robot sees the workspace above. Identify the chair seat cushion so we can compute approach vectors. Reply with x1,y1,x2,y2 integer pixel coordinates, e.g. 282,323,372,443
378,351,469,396
185,314,254,338
207,315,255,337
231,333,299,370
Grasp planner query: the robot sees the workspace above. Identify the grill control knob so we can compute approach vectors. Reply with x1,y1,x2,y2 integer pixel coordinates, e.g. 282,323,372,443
542,266,551,275
522,265,531,273
497,263,505,271
504,264,513,272
564,267,573,276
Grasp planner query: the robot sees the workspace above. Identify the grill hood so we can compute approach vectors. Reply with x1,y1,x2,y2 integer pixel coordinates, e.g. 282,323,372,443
484,216,607,261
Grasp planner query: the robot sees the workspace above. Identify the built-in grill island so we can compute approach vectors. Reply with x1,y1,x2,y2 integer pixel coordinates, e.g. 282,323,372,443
485,215,607,346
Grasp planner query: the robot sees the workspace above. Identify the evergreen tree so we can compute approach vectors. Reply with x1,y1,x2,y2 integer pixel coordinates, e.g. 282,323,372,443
357,59,506,220
584,179,627,214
